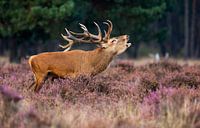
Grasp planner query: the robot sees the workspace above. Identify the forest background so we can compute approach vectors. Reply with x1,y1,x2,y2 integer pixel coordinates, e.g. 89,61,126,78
0,0,199,62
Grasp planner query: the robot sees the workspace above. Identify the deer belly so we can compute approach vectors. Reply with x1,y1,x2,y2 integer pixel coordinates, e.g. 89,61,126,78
50,68,75,77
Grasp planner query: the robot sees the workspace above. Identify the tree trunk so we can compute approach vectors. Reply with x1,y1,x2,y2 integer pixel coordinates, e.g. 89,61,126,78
0,39,4,55
127,42,140,58
170,12,182,57
166,12,172,56
195,17,200,58
184,0,190,59
0,39,8,56
157,15,167,57
190,0,196,58
18,42,26,61
9,39,19,63
195,41,200,57
159,42,166,56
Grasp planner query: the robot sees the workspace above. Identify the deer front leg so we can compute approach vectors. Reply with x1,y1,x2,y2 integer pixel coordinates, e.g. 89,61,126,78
28,74,36,90
32,72,47,92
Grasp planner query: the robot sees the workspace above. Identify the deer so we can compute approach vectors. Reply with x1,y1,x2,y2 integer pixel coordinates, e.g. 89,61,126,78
28,20,131,92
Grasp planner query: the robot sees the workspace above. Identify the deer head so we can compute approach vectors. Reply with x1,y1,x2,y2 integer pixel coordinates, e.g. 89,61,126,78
60,20,131,55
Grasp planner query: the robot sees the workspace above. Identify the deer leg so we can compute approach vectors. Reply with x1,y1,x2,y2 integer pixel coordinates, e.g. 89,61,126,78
47,72,59,82
34,73,46,92
28,82,35,90
28,74,36,90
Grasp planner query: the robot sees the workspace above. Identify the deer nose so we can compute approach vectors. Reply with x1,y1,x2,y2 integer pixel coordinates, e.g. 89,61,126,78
126,43,131,47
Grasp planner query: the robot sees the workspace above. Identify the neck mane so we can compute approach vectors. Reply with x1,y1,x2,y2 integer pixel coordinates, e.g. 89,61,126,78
88,48,116,75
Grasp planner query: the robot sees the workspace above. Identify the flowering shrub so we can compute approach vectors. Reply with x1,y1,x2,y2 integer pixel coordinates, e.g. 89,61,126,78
0,59,200,128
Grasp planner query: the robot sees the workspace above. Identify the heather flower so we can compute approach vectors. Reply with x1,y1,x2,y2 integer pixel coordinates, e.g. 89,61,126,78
0,85,23,102
0,59,200,128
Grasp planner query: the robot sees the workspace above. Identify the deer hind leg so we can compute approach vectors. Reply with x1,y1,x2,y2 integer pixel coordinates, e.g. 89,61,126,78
47,72,59,82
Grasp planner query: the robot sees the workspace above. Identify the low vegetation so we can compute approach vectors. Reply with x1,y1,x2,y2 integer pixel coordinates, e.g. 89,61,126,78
0,59,200,128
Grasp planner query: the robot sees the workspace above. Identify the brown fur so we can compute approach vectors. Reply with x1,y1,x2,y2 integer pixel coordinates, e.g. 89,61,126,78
29,35,131,92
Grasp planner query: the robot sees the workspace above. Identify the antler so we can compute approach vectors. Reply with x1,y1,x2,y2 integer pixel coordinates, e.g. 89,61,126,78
103,20,113,42
59,36,74,51
60,20,113,51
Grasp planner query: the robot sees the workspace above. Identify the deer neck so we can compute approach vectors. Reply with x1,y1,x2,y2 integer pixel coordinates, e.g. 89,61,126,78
88,48,116,75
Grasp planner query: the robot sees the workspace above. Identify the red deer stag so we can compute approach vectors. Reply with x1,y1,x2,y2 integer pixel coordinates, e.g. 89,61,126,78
29,20,131,92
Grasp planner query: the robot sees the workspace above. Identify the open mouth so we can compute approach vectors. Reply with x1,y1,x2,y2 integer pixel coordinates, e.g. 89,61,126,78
126,43,131,47
125,35,131,47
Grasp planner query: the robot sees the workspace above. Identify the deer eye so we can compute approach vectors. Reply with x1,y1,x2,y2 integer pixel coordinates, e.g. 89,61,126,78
111,39,117,44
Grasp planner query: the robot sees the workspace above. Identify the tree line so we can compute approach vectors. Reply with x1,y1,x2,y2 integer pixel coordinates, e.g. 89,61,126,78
0,0,199,62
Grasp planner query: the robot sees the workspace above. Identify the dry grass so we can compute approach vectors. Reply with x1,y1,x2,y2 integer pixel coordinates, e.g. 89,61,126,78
131,58,200,66
0,58,200,128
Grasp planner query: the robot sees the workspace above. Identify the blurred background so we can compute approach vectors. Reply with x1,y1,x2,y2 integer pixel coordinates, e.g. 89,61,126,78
0,0,200,63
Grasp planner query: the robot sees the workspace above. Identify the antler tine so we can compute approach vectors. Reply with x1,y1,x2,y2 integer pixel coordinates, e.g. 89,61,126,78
103,20,113,41
61,33,72,42
60,28,91,51
69,22,103,43
65,28,73,38
93,21,102,42
79,23,88,31
60,21,105,51
59,42,72,51
69,30,85,36
107,20,113,31
64,28,90,43
79,23,90,36
103,22,110,37
103,30,107,37
59,34,74,51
